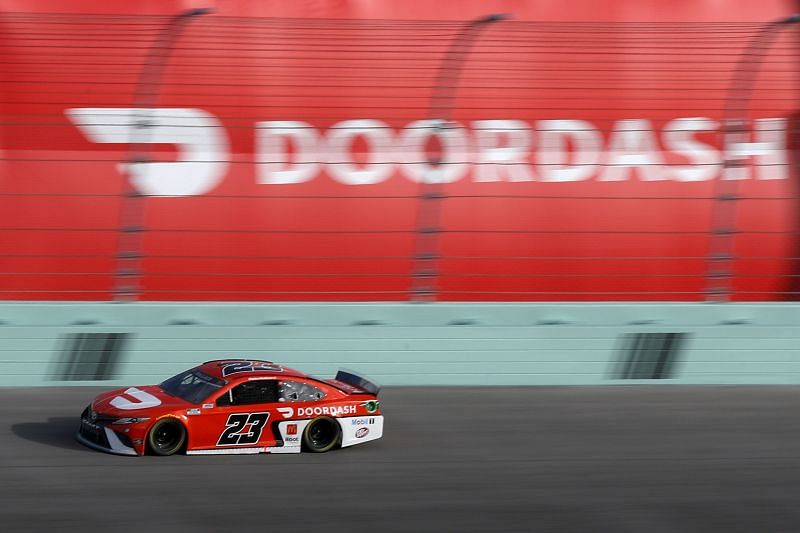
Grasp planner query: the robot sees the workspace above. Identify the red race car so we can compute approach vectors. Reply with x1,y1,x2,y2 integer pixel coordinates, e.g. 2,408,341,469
76,359,383,456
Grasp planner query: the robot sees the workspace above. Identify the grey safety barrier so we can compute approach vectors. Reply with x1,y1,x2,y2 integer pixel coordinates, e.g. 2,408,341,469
1,302,799,387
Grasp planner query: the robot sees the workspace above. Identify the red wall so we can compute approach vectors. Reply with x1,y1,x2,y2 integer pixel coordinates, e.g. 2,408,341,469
0,0,797,301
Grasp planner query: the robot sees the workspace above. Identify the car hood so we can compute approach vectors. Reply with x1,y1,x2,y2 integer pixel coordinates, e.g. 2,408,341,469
91,385,191,415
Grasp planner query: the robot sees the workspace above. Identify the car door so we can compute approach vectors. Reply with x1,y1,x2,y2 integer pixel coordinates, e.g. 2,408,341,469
191,378,280,451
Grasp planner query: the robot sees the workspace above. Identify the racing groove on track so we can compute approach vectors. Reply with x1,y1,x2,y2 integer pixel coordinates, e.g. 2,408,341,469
2,387,800,533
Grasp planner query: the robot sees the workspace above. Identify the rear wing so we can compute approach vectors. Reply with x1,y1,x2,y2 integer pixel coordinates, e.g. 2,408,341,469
327,369,381,396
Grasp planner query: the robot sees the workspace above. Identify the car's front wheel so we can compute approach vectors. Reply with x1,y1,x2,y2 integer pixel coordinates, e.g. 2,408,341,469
147,418,187,456
302,416,341,453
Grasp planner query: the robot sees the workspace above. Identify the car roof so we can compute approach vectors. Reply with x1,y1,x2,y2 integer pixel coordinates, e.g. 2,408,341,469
197,359,309,381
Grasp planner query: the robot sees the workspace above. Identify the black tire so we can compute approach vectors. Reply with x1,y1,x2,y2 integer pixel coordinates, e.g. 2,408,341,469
302,416,341,453
147,418,187,456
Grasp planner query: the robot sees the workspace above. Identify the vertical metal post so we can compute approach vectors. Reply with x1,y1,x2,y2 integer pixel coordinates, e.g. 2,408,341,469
114,8,212,301
705,15,800,301
786,3,800,300
410,14,508,302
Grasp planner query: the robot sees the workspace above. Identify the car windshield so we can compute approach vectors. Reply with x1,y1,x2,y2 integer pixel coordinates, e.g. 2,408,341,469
159,368,225,404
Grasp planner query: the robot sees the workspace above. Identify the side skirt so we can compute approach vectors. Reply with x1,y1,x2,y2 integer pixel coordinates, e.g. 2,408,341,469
186,446,301,455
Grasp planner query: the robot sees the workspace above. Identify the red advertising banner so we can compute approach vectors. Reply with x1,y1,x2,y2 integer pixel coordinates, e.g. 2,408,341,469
1,0,797,301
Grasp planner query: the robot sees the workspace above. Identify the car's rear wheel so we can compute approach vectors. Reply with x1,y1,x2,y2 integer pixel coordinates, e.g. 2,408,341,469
302,416,341,453
147,418,186,456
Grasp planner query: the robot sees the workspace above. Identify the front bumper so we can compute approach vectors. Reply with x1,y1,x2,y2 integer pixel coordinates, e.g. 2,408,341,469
76,408,139,456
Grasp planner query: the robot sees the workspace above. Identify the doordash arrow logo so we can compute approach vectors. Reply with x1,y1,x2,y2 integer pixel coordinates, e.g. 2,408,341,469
110,387,162,410
276,407,294,419
66,107,230,197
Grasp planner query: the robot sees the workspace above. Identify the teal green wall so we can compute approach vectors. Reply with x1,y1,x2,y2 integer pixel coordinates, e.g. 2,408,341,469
1,303,798,387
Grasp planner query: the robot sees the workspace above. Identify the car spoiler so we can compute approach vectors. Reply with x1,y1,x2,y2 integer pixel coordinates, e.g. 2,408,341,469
327,369,381,396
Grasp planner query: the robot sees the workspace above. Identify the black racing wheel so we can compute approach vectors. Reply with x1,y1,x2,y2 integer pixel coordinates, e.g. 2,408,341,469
147,418,187,456
302,416,341,453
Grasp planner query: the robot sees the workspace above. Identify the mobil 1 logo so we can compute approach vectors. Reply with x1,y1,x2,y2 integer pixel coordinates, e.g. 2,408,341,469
217,412,270,446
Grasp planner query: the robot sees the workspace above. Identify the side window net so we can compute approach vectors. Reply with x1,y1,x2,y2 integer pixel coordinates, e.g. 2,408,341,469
220,380,278,406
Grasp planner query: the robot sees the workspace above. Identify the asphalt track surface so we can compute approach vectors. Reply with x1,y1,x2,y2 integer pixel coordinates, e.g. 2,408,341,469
2,387,800,533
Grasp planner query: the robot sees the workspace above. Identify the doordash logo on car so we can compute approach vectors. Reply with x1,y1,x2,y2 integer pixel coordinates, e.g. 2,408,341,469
67,107,789,197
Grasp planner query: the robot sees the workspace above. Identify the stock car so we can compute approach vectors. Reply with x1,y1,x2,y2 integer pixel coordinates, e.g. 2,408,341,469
76,359,383,456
